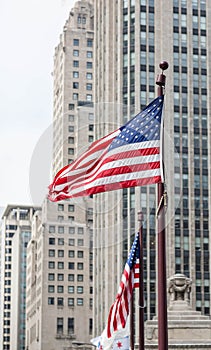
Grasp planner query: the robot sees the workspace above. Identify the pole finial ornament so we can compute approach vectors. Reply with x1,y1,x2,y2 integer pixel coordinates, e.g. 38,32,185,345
156,61,169,87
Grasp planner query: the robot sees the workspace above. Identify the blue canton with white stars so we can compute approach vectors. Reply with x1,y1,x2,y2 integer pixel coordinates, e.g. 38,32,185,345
127,233,140,269
108,96,164,151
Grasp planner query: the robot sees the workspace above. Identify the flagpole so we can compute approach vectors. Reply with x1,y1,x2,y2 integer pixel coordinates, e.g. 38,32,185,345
156,61,169,350
130,293,134,350
138,211,144,350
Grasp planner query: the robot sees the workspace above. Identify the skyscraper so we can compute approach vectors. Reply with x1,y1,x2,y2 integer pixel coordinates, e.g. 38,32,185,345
0,205,40,350
25,1,95,349
93,0,210,340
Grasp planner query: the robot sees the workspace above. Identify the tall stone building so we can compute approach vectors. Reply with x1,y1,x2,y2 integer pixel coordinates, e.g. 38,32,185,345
25,1,95,349
93,0,211,342
0,205,40,350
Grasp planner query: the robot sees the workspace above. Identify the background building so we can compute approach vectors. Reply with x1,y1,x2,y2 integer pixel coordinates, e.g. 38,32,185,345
25,1,95,349
0,205,40,350
93,0,211,342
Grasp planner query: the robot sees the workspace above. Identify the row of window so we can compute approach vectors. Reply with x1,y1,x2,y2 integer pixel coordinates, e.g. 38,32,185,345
73,82,92,90
48,273,84,282
49,249,84,258
49,225,84,234
73,38,93,47
48,261,84,270
49,237,84,246
48,285,84,294
72,93,92,101
68,113,94,123
48,296,85,306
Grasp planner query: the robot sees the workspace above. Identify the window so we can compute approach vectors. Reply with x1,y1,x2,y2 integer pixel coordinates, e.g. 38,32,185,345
69,227,75,234
49,249,55,257
58,250,64,257
48,285,55,293
68,317,74,335
58,215,63,221
49,238,55,245
68,262,75,269
57,286,64,293
69,250,75,258
89,136,93,142
73,82,79,89
78,227,84,234
58,274,64,281
77,286,83,294
73,50,79,56
68,148,74,155
86,83,92,91
78,239,84,246
68,286,75,293
87,39,93,47
78,262,84,270
68,136,74,144
89,124,94,131
87,51,93,58
48,261,55,269
73,71,79,78
77,251,83,258
68,298,74,306
73,61,79,68
69,114,74,122
57,297,64,306
68,126,75,134
48,297,54,305
77,298,83,305
69,239,75,246
73,93,78,100
86,73,92,80
69,103,74,110
68,274,74,281
48,273,55,281
58,226,64,234
68,205,75,212
58,262,64,269
88,113,94,120
77,274,83,282
86,62,92,69
58,204,64,211
73,39,79,46
57,318,63,334
49,225,55,233
58,238,64,245
86,94,92,101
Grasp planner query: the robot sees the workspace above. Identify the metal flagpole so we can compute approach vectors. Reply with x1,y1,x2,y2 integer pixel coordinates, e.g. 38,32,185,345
130,293,134,350
156,61,169,350
138,211,144,350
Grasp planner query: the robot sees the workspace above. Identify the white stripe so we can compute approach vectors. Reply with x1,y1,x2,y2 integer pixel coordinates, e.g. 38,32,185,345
59,139,160,179
52,167,160,200
54,152,160,192
67,168,161,196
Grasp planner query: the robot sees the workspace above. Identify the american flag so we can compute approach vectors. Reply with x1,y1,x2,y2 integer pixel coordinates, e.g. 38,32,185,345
106,233,140,339
48,96,164,202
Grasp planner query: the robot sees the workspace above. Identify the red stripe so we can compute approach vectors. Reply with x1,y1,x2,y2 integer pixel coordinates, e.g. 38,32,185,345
52,146,160,188
50,175,161,201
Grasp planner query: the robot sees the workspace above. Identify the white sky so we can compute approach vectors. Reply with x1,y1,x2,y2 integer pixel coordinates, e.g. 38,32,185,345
0,0,75,212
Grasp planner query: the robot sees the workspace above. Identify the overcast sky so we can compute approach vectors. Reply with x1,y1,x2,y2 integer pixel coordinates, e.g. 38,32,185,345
0,0,75,212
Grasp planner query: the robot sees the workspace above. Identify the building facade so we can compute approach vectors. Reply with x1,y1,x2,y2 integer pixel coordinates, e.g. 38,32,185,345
93,0,211,341
25,1,95,349
0,205,40,350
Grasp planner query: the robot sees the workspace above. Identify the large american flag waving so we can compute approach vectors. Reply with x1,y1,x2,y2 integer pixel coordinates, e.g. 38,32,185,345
48,96,164,202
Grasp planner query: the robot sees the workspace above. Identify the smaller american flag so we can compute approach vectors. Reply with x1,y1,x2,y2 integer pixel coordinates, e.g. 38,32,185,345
106,233,140,339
